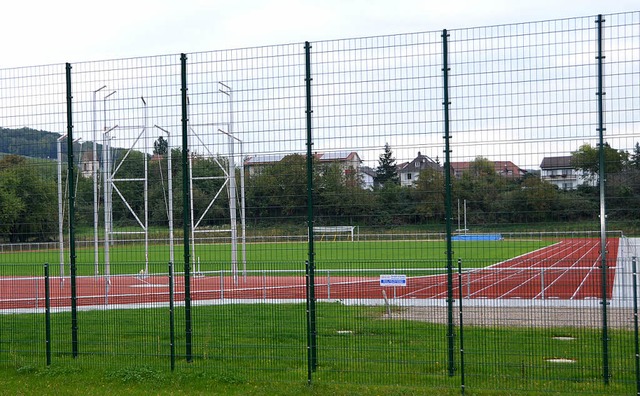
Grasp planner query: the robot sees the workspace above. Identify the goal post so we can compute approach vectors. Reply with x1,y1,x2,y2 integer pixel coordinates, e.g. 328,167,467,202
313,226,357,242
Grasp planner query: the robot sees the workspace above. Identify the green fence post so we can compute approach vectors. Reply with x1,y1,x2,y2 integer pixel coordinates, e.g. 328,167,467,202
65,62,79,359
169,261,175,371
44,263,51,366
632,257,639,395
180,53,193,363
595,14,610,385
304,40,318,383
441,28,456,377
458,259,465,394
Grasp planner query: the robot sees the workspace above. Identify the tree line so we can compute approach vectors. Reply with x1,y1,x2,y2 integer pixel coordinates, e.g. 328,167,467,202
1,137,639,243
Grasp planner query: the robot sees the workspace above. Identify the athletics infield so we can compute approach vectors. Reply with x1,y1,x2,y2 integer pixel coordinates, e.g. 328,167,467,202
0,238,622,310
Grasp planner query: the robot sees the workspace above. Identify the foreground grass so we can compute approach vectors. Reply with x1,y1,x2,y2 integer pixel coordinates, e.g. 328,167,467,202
0,303,636,395
0,366,437,396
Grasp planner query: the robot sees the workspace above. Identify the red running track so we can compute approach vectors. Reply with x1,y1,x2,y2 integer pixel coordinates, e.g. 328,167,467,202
0,238,618,310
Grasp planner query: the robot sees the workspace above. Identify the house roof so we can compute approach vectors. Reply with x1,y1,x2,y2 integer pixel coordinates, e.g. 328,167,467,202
244,151,361,166
450,160,526,177
360,165,377,178
540,156,573,170
398,152,440,173
317,151,360,162
244,153,288,165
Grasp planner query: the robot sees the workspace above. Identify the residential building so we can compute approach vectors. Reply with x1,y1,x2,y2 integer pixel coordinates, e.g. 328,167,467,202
244,151,362,179
317,151,362,177
79,150,97,178
359,166,376,190
244,153,287,177
397,152,441,187
539,156,592,190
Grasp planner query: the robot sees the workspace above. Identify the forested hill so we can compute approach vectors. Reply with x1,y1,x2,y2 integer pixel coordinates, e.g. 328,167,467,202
0,127,79,159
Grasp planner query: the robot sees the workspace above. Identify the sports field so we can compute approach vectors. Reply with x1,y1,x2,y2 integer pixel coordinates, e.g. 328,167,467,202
0,237,620,310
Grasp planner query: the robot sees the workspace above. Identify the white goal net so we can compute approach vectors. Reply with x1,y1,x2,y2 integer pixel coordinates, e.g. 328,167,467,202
313,226,357,241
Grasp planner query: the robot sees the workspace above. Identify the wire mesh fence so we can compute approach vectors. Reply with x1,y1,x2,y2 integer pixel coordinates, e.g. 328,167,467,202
1,11,640,394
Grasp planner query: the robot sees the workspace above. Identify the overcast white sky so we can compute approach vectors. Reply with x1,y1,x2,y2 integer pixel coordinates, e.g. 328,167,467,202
1,0,638,68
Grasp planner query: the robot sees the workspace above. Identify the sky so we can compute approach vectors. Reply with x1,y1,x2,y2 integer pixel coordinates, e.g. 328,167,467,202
0,0,637,171
2,0,638,68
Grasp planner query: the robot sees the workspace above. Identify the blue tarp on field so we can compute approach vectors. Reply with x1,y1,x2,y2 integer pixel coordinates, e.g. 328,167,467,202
452,234,503,241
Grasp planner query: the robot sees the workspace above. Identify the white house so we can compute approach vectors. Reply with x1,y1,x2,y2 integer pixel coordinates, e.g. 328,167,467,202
79,150,97,179
359,166,376,190
397,152,441,187
539,156,592,190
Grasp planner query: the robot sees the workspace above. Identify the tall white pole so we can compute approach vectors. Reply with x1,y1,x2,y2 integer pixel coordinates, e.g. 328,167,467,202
156,127,175,267
57,135,67,282
239,140,246,281
154,126,175,269
103,90,116,285
167,135,174,268
189,150,196,271
464,199,468,235
92,85,106,277
103,130,111,284
219,82,238,284
142,97,149,275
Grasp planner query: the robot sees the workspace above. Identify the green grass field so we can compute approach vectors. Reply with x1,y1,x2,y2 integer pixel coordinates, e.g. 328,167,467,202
0,303,635,395
0,238,552,277
0,234,632,395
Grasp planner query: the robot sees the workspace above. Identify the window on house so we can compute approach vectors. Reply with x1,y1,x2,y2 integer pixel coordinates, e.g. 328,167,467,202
407,173,412,180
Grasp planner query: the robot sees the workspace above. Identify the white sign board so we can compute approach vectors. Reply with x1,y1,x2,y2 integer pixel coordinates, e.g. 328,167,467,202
379,274,407,287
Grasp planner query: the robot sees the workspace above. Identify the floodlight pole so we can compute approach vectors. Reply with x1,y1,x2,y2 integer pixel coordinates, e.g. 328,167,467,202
156,126,175,267
142,97,149,275
239,143,246,280
102,129,113,286
188,147,196,271
102,91,116,287
92,85,106,277
104,91,116,240
464,199,467,234
218,127,246,281
219,82,239,284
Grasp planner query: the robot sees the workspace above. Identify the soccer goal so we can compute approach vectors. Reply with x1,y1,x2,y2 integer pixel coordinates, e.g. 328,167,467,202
314,226,358,242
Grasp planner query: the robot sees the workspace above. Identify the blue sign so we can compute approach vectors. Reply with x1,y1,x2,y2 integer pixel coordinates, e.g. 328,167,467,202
380,274,407,287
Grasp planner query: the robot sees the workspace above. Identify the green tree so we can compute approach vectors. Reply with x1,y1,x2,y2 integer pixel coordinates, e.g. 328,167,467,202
571,143,628,182
455,157,511,225
315,162,374,225
247,154,310,221
0,181,25,240
375,143,399,187
0,155,57,242
512,176,559,222
412,167,445,222
629,142,640,169
153,136,168,156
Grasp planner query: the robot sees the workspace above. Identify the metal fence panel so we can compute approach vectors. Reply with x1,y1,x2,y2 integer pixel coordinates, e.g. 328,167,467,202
0,11,639,394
